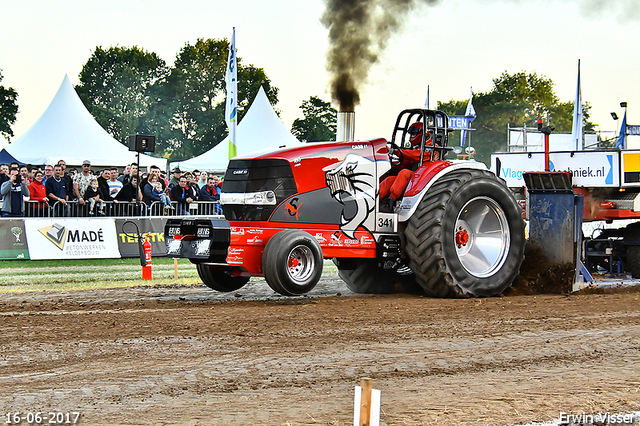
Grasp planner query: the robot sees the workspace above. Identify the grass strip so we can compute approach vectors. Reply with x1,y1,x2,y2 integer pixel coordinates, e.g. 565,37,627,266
0,264,198,276
0,257,194,269
0,258,339,294
0,278,205,294
0,270,200,286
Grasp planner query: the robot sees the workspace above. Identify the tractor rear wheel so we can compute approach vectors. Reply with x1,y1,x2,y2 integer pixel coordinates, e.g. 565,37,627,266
262,230,323,296
196,264,250,292
405,169,525,297
333,258,418,294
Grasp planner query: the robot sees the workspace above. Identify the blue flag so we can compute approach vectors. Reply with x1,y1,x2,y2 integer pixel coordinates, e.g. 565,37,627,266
616,112,626,149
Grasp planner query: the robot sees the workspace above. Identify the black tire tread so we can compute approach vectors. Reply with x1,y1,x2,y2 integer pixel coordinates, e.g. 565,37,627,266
334,259,400,294
626,246,640,278
262,230,323,296
197,264,249,292
623,223,640,278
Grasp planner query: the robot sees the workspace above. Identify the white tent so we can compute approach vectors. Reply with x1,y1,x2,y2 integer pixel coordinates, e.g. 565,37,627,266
6,75,166,169
171,86,301,172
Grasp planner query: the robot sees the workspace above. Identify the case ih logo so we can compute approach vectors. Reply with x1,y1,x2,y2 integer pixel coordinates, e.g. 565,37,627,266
325,154,376,239
233,169,248,175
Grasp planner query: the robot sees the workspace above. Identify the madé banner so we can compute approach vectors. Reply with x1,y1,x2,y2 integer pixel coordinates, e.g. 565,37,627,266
24,218,120,260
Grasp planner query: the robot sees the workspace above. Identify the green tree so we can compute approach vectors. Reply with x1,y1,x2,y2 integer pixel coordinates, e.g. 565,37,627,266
0,70,18,141
291,96,337,142
76,40,279,161
438,71,593,165
163,38,278,161
76,46,169,145
138,81,180,158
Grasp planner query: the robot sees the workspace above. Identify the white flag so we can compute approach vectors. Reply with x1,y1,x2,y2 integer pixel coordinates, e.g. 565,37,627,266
571,59,583,150
461,88,476,147
464,88,476,119
225,27,238,159
424,85,429,109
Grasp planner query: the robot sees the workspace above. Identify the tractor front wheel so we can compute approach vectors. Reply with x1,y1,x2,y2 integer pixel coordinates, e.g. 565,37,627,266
262,230,323,296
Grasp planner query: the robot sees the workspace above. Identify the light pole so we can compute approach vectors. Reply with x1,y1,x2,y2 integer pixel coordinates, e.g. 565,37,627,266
611,112,619,140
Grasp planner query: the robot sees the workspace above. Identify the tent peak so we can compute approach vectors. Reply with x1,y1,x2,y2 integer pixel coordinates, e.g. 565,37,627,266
6,75,166,168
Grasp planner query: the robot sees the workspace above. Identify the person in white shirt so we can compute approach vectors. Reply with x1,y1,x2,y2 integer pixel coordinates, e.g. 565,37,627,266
108,167,123,198
197,170,208,188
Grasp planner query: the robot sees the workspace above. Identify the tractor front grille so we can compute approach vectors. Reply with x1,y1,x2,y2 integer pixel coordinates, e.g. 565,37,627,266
222,159,297,221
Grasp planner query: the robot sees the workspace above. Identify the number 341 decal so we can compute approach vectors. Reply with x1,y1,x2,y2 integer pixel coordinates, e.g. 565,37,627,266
377,216,394,231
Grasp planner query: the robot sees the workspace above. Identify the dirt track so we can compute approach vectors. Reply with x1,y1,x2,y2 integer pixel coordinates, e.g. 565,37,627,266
0,279,639,426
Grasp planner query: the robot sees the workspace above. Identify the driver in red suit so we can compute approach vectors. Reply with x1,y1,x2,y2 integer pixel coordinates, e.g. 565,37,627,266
379,122,432,208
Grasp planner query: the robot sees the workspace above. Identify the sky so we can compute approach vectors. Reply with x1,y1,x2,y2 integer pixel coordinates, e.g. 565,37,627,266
1,0,639,148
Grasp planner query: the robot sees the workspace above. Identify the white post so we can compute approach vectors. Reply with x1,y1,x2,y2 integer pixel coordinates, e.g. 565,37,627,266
353,378,381,426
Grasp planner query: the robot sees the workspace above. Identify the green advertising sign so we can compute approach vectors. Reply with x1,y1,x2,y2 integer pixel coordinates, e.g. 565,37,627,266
0,219,30,259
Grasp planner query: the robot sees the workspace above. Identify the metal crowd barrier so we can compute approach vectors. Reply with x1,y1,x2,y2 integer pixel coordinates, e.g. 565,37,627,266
22,200,223,218
24,201,51,218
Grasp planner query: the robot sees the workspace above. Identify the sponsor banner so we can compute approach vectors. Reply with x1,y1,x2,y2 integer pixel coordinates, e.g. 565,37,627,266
115,217,168,257
448,116,473,130
622,151,640,185
0,219,29,259
24,218,120,260
492,151,620,188
627,125,640,136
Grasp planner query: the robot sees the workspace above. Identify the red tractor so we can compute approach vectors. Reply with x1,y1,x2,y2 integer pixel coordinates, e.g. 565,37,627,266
166,109,525,297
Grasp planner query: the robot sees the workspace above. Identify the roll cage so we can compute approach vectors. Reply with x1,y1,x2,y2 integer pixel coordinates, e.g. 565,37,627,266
390,109,454,166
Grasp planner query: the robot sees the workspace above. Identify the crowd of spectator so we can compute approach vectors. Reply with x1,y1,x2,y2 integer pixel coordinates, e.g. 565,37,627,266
0,160,223,218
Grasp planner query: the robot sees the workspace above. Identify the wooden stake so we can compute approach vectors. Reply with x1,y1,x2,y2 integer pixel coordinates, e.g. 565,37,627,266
174,258,179,279
359,377,373,426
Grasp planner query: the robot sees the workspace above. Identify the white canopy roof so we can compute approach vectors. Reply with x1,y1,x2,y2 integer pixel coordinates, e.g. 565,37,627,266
6,75,166,169
171,86,301,172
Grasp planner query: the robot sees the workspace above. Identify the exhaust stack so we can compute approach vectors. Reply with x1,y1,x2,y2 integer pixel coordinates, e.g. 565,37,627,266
336,111,355,142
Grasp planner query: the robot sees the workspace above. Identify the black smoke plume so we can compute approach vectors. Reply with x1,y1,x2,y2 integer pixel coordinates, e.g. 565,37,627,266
321,0,635,112
321,0,440,111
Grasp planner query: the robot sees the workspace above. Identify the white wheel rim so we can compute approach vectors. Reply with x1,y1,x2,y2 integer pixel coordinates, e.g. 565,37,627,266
454,196,510,278
286,244,315,284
